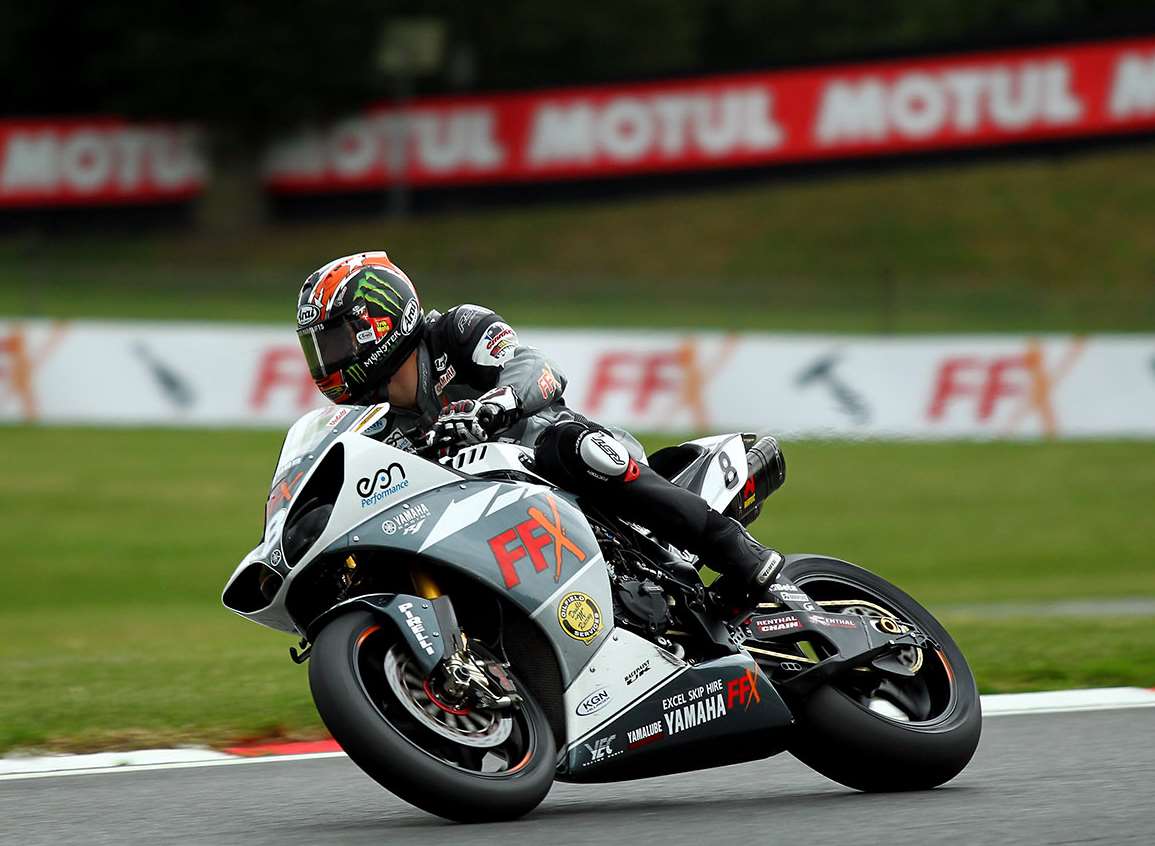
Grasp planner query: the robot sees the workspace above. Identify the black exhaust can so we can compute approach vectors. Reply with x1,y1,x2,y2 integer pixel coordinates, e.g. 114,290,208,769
726,435,786,526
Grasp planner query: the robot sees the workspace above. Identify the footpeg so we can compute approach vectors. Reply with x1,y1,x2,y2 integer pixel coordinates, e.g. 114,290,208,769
755,550,784,585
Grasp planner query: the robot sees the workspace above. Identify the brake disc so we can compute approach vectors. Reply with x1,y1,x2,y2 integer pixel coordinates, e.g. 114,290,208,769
383,646,512,749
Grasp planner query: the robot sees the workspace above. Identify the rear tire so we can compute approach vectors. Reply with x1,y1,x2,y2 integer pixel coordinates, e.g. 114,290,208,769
309,610,556,822
781,557,981,791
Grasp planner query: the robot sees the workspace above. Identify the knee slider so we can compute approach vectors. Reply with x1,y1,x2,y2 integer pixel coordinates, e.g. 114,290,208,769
577,430,632,479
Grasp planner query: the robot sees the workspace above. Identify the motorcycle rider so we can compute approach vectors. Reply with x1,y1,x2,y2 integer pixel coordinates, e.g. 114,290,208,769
295,251,782,607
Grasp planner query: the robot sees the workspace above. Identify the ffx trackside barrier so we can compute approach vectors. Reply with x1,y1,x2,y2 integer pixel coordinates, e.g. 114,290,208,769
2,319,1152,438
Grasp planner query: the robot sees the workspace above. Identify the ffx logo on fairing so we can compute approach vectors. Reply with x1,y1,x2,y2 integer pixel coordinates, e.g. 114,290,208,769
726,669,762,710
356,462,409,508
487,494,587,589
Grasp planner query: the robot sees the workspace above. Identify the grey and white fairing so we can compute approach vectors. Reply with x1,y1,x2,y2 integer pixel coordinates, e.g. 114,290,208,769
223,404,772,765
665,433,751,512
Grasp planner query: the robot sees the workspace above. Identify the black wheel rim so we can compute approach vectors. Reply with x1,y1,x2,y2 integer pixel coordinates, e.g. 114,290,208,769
351,624,540,777
788,574,959,727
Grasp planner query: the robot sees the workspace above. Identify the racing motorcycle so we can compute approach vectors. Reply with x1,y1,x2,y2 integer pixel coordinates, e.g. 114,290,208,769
223,403,981,822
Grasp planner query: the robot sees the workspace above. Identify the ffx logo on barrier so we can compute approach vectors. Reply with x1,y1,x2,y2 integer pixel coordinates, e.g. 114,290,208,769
927,340,1085,436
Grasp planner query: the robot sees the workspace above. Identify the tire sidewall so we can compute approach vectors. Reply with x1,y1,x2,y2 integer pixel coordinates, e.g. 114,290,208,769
308,609,556,822
781,557,982,791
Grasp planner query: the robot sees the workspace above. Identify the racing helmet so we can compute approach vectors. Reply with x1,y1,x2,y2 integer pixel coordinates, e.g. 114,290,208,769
295,252,424,404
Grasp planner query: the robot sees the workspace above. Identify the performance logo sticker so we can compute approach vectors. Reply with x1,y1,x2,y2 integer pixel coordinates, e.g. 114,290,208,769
382,502,431,535
576,687,611,716
661,679,727,736
557,592,603,643
356,463,409,508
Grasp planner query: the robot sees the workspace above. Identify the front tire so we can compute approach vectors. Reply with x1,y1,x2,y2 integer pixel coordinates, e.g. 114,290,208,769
308,610,556,822
780,557,981,792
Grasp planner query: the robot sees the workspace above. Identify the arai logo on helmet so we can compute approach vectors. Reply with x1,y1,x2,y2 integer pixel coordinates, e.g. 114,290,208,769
576,687,611,717
401,299,420,335
297,304,320,326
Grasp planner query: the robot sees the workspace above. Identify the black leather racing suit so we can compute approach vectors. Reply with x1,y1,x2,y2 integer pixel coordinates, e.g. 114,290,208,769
367,304,779,601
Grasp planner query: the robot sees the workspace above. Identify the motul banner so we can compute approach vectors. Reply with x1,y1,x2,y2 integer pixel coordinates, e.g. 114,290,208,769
264,36,1155,192
3,319,1153,439
0,120,206,206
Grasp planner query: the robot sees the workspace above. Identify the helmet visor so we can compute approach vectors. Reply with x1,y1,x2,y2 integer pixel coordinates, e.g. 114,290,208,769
297,318,361,381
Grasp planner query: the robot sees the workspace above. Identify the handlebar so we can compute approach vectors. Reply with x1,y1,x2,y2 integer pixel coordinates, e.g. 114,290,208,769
476,404,499,430
400,401,504,459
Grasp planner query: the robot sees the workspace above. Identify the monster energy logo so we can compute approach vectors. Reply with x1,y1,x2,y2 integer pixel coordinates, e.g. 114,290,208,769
356,270,404,317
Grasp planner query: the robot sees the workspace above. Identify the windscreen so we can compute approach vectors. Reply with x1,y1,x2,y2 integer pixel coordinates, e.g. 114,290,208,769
263,404,385,530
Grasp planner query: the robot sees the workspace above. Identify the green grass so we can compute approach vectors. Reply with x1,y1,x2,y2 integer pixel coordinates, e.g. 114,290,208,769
0,427,1151,753
3,145,1155,331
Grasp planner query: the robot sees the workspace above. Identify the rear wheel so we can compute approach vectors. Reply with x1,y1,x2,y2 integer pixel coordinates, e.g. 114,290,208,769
772,557,981,791
309,609,556,822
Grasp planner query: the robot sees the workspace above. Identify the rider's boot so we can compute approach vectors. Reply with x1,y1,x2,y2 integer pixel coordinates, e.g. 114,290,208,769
533,422,784,610
611,464,785,608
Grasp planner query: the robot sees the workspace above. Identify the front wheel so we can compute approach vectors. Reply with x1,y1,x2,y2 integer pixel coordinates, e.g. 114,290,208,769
308,609,556,822
777,556,981,792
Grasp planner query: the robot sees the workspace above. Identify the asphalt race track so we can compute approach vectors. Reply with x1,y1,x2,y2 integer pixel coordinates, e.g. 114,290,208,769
3,709,1152,846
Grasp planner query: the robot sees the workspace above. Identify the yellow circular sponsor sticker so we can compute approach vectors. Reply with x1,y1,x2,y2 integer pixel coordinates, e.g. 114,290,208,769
557,592,603,643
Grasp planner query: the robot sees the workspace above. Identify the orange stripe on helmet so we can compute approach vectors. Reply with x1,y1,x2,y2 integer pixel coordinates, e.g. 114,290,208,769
308,251,412,319
313,264,353,318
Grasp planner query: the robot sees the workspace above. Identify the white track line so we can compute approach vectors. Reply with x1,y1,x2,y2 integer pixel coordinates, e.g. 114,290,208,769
0,751,346,782
3,687,1153,783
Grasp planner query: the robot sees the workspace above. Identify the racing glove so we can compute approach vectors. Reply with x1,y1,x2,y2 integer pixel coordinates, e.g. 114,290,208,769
432,386,520,446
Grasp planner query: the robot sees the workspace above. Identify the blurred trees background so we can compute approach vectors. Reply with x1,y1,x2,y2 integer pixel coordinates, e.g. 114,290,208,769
5,0,1155,138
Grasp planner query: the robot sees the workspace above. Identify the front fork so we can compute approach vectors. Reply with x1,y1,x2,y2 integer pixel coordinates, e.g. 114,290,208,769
410,564,443,601
408,564,522,710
